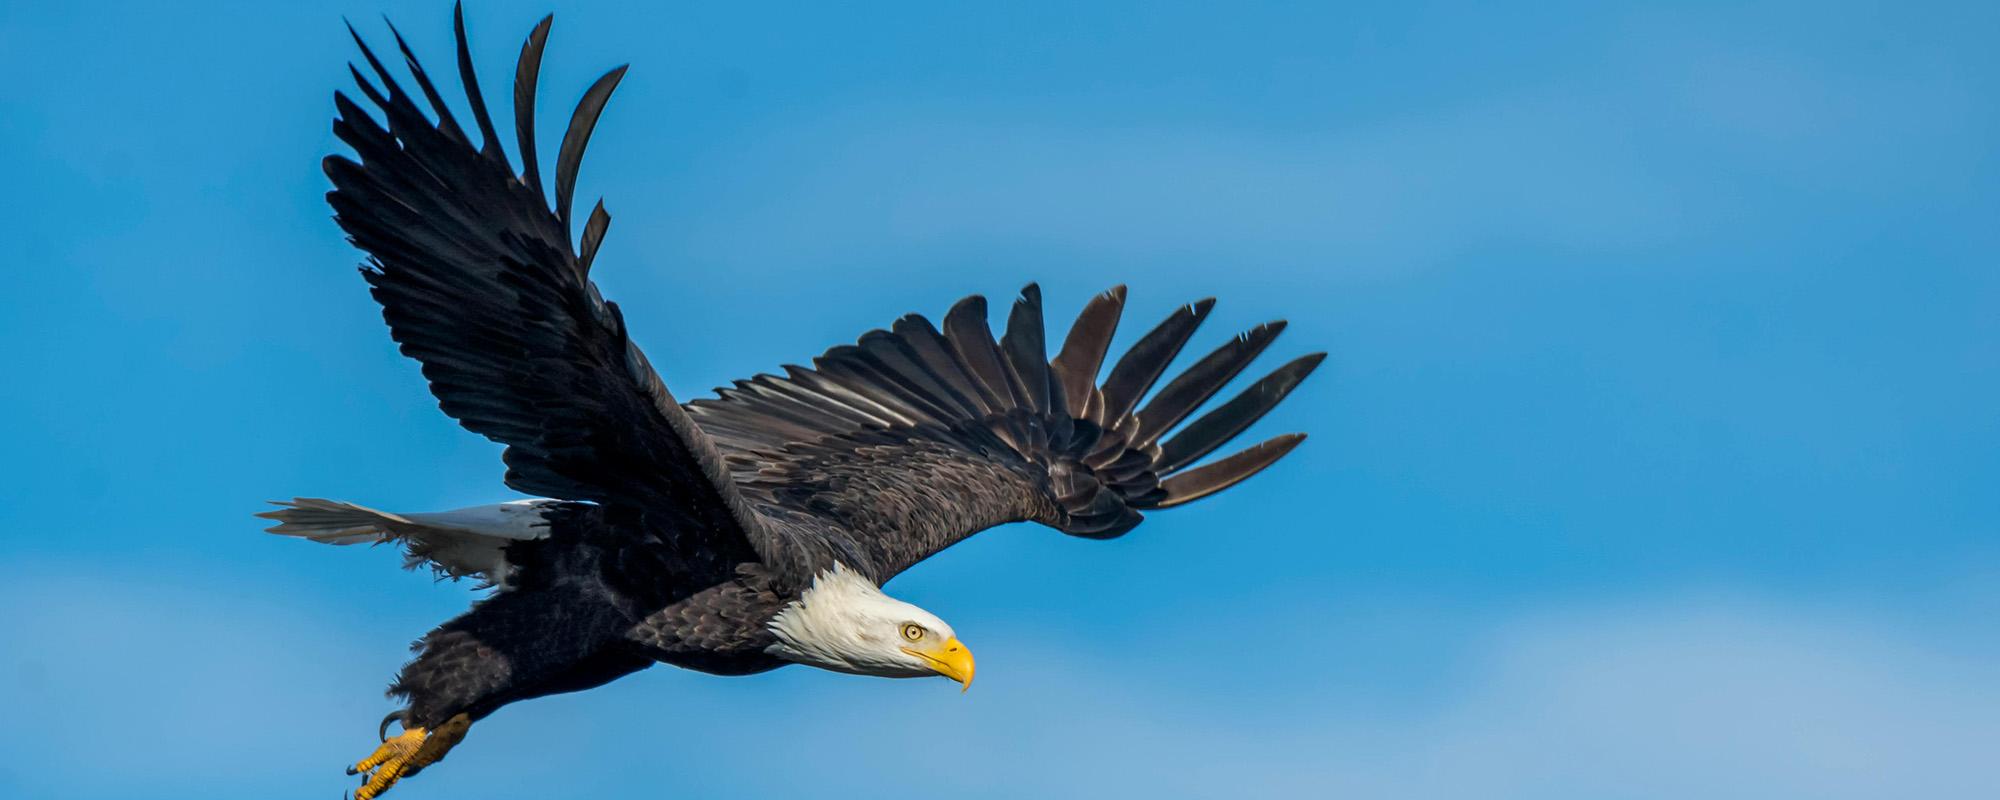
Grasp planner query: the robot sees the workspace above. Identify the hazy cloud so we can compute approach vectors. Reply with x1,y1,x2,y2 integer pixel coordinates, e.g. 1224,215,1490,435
4,568,1987,799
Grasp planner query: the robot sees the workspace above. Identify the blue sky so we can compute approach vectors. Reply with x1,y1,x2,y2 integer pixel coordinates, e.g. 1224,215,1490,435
1,0,1995,797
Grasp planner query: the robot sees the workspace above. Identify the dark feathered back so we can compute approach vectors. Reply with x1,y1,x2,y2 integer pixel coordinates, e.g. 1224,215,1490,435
690,284,1322,540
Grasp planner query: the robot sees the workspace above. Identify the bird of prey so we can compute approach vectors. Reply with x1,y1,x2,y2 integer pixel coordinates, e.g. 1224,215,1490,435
262,6,1323,798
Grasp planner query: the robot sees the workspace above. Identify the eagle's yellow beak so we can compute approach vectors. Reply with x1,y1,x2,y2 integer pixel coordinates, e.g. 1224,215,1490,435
905,636,976,691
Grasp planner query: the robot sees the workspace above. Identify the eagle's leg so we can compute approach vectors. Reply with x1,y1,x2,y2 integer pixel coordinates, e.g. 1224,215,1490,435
336,584,649,797
348,713,471,800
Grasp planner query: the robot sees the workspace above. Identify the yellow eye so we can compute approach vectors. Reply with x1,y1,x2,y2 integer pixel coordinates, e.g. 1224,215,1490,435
901,623,925,642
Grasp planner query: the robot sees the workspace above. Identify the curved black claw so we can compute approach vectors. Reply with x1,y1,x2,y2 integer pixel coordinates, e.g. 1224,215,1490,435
378,709,408,743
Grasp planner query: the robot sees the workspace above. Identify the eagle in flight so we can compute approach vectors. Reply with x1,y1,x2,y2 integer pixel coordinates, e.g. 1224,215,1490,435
262,6,1322,797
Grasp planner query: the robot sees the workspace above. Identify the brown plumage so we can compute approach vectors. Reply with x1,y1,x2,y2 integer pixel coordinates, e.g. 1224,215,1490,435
284,5,1324,796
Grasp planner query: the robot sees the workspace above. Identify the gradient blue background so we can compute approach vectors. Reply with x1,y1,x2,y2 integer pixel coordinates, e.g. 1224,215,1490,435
2,1,1995,797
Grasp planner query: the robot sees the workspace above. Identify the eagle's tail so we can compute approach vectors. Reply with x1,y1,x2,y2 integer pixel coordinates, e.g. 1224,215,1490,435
257,497,554,585
256,497,405,545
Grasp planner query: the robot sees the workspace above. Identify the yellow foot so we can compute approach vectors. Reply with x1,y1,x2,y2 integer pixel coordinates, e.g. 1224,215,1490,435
346,713,471,800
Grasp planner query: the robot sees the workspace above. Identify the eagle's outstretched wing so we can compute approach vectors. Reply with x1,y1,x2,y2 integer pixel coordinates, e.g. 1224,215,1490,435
325,9,765,550
690,284,1323,584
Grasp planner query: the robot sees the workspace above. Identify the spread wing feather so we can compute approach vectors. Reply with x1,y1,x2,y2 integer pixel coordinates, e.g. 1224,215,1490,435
326,7,766,552
689,284,1323,582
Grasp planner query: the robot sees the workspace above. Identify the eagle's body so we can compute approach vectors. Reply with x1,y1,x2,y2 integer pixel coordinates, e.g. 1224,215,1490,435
268,7,1323,797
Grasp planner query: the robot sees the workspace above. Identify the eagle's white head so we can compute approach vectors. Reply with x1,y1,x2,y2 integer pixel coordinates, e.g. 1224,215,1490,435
766,562,976,689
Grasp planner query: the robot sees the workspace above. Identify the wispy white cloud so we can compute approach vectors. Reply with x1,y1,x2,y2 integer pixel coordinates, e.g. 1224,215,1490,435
1296,600,2000,798
5,566,1988,799
752,595,2000,799
0,565,387,798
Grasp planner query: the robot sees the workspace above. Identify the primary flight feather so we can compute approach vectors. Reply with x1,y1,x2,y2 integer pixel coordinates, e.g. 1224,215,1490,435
264,6,1323,797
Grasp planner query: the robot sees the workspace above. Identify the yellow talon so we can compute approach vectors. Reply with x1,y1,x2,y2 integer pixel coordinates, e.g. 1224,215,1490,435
348,713,471,799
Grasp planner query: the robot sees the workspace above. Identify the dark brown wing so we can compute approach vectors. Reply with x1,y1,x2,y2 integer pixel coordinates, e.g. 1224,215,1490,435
325,9,764,548
688,285,1323,584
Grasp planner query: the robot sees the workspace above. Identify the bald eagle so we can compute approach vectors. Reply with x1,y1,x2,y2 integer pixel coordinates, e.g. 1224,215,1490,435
263,7,1323,798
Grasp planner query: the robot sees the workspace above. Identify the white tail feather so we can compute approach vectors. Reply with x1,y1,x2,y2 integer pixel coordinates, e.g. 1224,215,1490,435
257,497,554,586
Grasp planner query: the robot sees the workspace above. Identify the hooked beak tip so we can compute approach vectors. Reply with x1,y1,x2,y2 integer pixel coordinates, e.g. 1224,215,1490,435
909,636,975,690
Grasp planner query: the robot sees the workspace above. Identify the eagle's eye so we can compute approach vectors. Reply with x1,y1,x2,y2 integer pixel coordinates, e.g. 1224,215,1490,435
901,623,925,642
